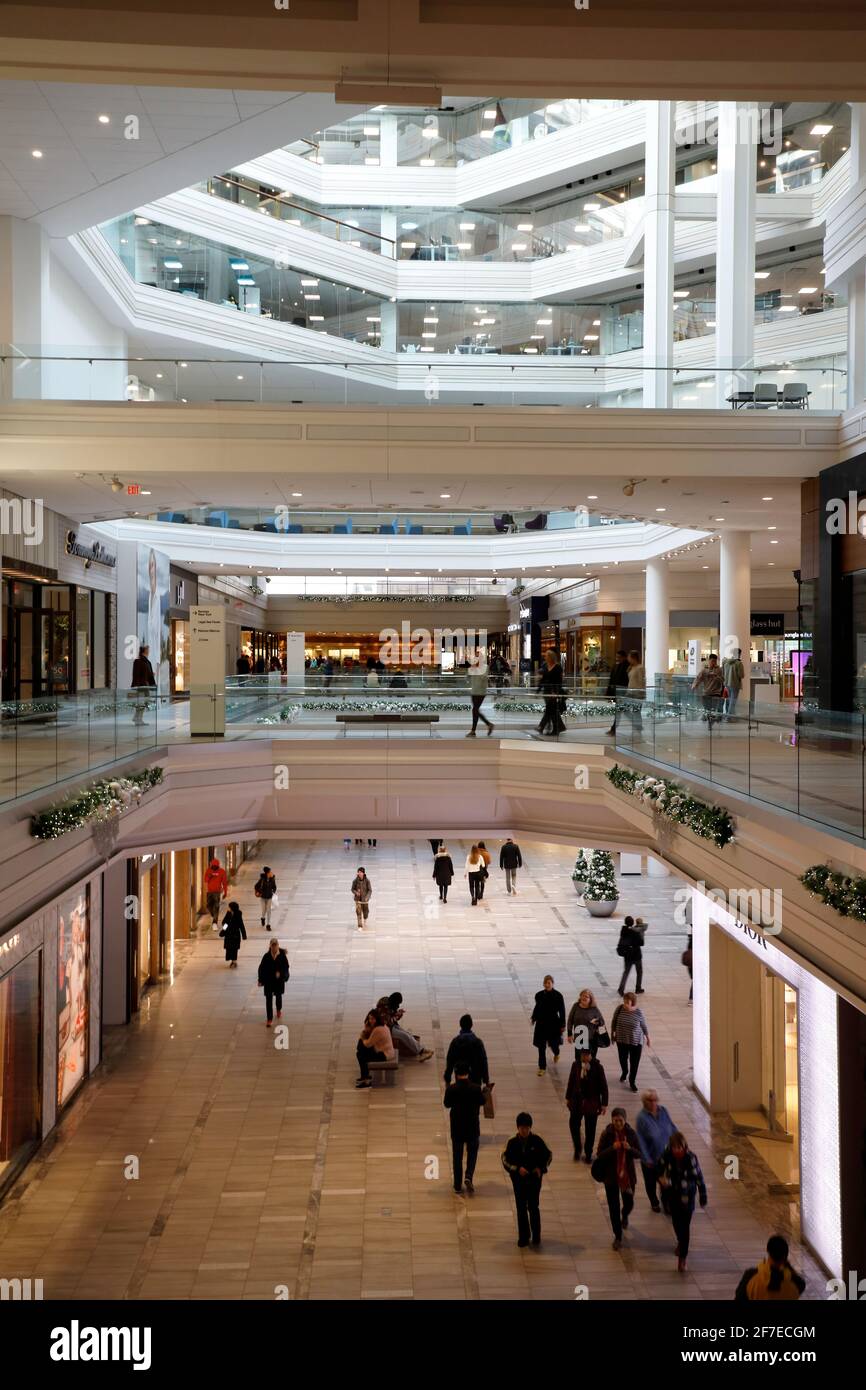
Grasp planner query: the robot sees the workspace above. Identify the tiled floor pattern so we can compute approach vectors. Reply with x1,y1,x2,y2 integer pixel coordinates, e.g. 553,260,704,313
0,839,828,1301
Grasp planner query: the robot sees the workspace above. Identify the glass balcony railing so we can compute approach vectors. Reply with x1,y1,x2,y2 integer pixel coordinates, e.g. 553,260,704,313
613,688,866,842
199,174,397,258
138,507,631,535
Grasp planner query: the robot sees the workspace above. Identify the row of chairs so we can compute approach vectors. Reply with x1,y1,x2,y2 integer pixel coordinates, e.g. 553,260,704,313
748,382,810,409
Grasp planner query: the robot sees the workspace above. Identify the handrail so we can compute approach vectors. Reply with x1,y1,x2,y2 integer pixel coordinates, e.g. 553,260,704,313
207,173,396,249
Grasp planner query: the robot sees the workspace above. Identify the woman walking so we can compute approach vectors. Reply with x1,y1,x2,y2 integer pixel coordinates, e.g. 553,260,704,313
433,844,454,902
565,1047,608,1162
351,867,372,929
465,845,485,906
531,974,566,1074
616,915,645,995
593,1108,641,1250
476,841,492,900
257,937,290,1027
611,992,651,1091
536,650,565,737
656,1131,707,1272
254,865,278,929
356,1007,396,1089
566,988,607,1058
220,901,247,969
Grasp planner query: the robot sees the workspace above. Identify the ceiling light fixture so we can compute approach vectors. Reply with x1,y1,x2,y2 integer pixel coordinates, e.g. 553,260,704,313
98,114,110,124
31,149,43,159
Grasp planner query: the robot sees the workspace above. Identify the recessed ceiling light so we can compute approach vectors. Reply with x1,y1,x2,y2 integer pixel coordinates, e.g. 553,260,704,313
587,494,598,499
583,202,602,211
292,491,302,497
767,525,777,530
31,149,43,159
98,114,110,124
811,123,833,136
459,222,476,231
770,540,778,545
754,271,770,280
155,372,163,379
483,109,497,119
673,290,690,298
180,361,188,368
714,516,725,521
798,286,818,294
141,490,151,496
656,507,666,513
517,223,534,231
236,374,244,380
762,496,774,501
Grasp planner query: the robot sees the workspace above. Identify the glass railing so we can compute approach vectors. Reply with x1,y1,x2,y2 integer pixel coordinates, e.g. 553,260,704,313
613,688,866,841
141,507,630,535
199,174,397,258
0,351,848,410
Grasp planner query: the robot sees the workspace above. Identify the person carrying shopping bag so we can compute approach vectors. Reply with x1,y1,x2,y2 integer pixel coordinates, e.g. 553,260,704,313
220,902,247,969
254,866,278,929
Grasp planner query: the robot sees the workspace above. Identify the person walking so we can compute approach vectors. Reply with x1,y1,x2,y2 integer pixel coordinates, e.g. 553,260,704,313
565,1047,608,1163
351,867,372,929
433,844,454,902
131,643,156,725
476,841,491,899
566,988,608,1058
466,653,494,737
605,648,630,737
616,915,645,995
465,845,485,906
656,1131,707,1272
501,1112,553,1247
204,857,229,930
593,1108,641,1250
219,901,247,969
254,865,278,929
734,1235,806,1301
499,837,523,895
444,1064,485,1194
611,992,651,1091
536,650,565,736
257,937,290,1027
626,649,646,734
429,837,443,856
722,647,745,721
444,1014,490,1087
692,653,726,725
683,932,693,1002
635,1089,676,1212
531,974,566,1074
355,1007,395,1089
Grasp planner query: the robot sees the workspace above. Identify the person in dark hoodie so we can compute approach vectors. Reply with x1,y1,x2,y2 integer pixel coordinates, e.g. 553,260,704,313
565,1047,609,1162
593,1108,641,1250
254,865,278,929
531,974,566,1073
606,648,630,737
131,643,156,726
220,901,247,968
443,1063,485,1194
501,1112,553,1247
444,1014,490,1086
734,1235,805,1301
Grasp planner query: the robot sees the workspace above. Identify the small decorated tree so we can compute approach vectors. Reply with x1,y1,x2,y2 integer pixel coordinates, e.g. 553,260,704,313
583,849,618,904
572,849,591,882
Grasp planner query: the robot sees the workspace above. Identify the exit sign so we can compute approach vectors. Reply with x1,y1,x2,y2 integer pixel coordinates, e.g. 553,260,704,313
127,484,140,496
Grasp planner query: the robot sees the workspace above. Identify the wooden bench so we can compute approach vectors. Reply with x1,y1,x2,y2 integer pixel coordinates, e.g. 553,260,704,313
368,1055,400,1087
335,713,439,737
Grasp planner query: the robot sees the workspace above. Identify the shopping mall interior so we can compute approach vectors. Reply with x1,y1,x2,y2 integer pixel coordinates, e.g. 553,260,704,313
0,0,865,1346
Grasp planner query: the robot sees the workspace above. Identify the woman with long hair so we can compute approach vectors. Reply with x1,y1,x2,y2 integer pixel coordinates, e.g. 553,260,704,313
465,844,484,906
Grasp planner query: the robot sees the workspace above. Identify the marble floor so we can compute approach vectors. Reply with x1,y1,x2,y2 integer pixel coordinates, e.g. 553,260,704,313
0,840,830,1300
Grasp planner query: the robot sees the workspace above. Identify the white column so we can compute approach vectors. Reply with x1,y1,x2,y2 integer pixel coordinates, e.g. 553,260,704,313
847,104,866,406
643,101,676,408
715,103,757,407
719,532,751,702
644,555,670,689
379,113,398,166
0,216,49,399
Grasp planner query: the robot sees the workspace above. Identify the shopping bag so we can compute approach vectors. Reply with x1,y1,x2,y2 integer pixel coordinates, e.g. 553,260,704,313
482,1082,495,1119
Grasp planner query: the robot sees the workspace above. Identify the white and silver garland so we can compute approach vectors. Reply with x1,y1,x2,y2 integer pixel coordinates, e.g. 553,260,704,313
297,594,477,604
32,767,164,840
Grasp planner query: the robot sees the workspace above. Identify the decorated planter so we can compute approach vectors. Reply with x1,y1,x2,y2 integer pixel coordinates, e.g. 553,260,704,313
585,898,619,918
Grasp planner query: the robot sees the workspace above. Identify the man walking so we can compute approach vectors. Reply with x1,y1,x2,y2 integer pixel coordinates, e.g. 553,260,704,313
499,837,523,895
131,643,156,725
444,1014,490,1087
254,865,277,929
466,652,494,738
606,648,630,737
722,647,745,721
635,1089,676,1212
444,1064,484,1194
501,1112,552,1247
692,653,726,724
204,856,228,930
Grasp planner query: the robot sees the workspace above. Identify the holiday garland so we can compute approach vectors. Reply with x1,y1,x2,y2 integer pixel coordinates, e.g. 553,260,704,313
800,865,866,923
31,768,164,840
606,765,735,849
298,594,477,604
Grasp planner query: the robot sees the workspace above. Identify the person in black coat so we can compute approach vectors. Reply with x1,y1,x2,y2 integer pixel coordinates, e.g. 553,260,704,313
220,901,247,968
131,643,156,725
257,938,290,1026
594,1108,641,1249
536,651,565,736
565,1049,609,1162
617,915,644,995
531,974,566,1073
501,1112,553,1246
444,1014,490,1086
606,649,630,736
443,1065,485,1194
432,845,454,902
499,837,523,894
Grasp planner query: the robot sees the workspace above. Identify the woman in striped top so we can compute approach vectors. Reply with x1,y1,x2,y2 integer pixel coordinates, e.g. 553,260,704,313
611,992,651,1091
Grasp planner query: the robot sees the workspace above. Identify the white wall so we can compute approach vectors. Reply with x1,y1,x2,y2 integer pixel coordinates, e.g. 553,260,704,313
44,250,127,400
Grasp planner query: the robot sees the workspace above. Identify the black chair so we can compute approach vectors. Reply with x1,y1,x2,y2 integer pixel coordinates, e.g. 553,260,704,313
524,513,548,531
780,382,809,409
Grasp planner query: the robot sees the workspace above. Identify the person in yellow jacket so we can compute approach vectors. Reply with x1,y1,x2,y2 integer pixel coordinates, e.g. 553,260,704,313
734,1235,805,1300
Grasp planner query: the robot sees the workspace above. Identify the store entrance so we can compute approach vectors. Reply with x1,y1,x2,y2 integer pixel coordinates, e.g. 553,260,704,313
726,947,799,1190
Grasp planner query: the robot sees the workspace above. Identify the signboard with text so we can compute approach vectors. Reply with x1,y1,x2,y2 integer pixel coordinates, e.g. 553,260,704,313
190,605,225,735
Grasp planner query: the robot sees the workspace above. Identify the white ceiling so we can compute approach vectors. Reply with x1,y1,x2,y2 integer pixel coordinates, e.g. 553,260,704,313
0,81,361,235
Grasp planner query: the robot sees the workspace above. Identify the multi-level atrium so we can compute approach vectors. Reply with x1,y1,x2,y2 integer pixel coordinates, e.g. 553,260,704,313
0,0,864,1363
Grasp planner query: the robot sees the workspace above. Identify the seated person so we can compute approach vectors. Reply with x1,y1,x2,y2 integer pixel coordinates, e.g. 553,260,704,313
356,1008,395,1089
376,992,433,1062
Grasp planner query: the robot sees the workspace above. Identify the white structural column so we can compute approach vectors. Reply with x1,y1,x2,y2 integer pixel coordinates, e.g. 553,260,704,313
642,101,676,408
847,104,866,406
714,104,757,408
719,532,751,702
644,556,670,688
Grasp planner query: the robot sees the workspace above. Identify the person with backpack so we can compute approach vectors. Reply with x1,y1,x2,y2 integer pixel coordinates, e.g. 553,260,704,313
616,914,645,995
204,857,228,930
257,937,290,1027
219,901,247,969
254,865,278,928
734,1235,806,1301
432,844,454,902
499,837,523,895
444,1014,490,1087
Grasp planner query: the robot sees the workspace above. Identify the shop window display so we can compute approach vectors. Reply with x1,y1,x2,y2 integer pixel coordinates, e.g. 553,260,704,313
0,949,42,1192
56,888,89,1109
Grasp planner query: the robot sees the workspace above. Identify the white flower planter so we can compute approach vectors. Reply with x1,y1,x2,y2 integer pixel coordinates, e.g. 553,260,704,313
585,898,619,918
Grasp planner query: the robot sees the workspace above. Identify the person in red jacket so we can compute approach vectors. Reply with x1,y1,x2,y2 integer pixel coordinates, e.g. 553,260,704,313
204,858,228,929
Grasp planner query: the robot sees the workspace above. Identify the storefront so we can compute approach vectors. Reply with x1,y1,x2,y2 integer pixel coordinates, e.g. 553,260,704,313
516,596,549,678
0,933,42,1197
169,567,198,694
564,613,621,679
1,570,115,702
240,628,284,670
